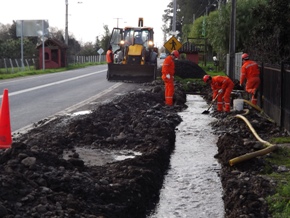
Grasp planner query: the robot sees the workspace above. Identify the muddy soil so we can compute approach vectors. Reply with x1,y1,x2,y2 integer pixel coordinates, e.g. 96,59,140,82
0,63,289,217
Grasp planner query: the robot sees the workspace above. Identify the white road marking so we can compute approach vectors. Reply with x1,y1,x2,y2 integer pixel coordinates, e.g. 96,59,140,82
1,70,106,98
9,71,123,135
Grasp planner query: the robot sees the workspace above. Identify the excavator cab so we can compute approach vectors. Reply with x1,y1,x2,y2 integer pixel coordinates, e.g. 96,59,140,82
106,18,157,83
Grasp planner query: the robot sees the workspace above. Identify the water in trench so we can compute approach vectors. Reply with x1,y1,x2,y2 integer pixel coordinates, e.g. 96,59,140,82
148,95,225,218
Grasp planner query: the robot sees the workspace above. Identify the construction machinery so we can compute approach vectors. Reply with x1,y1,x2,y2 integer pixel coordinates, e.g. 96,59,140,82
106,18,158,82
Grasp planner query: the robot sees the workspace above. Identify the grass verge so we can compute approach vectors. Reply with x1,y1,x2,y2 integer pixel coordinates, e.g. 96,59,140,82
264,137,290,218
0,62,106,80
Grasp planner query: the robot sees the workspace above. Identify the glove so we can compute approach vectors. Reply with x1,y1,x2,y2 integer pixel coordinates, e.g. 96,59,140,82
238,84,244,90
166,74,170,79
218,89,223,94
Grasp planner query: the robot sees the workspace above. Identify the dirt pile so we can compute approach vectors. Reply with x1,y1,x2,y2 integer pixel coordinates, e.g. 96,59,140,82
199,78,289,217
174,60,207,79
211,107,288,218
0,81,187,218
157,59,206,79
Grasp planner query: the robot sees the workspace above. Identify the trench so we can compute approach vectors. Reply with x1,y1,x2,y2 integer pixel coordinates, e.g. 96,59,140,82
148,95,225,218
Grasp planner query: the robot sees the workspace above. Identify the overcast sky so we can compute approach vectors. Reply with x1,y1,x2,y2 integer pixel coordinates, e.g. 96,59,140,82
0,0,171,47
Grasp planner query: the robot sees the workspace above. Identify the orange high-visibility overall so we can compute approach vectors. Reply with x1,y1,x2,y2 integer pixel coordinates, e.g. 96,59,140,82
240,60,260,105
211,76,234,112
161,55,175,106
106,49,114,63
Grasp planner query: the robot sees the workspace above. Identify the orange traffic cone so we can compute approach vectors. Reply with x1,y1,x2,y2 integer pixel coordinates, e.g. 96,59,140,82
0,89,12,148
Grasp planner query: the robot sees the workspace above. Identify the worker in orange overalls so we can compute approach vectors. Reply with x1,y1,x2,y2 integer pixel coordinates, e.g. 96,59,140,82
106,45,114,63
240,53,260,105
161,50,179,106
203,75,234,112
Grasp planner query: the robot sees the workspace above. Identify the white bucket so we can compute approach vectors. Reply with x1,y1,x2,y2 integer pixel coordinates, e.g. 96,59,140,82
233,99,244,111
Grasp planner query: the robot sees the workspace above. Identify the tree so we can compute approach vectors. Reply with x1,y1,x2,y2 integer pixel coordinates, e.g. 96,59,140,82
49,27,65,42
0,38,37,59
246,0,290,63
0,23,12,41
77,25,110,56
94,36,102,52
161,0,219,42
100,25,110,51
68,37,81,56
0,22,38,59
8,22,17,40
162,1,173,43
160,0,290,65
176,0,276,63
78,42,95,56
206,6,230,61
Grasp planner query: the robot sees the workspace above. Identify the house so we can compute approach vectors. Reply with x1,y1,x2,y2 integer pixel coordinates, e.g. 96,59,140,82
179,41,200,64
37,38,68,69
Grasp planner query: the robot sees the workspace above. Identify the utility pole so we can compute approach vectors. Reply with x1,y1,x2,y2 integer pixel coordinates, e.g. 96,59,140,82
65,0,68,45
114,18,122,28
65,1,83,45
228,0,236,79
172,0,177,33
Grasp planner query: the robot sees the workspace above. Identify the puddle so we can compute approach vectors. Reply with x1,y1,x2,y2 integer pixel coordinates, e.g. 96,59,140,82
114,150,142,161
148,95,224,218
63,147,142,166
71,110,92,116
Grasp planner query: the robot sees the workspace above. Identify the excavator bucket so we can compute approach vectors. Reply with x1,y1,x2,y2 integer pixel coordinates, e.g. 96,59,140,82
107,64,156,83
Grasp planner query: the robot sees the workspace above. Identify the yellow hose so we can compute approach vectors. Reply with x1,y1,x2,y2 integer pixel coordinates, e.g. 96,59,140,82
235,115,272,146
229,145,277,166
240,108,250,116
243,99,261,111
228,114,278,166
243,100,275,123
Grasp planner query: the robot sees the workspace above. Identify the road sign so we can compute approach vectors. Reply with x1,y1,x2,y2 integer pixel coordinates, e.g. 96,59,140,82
97,48,104,55
164,36,182,53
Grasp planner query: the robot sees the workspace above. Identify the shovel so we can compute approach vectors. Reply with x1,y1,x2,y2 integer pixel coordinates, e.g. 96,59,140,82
202,93,219,114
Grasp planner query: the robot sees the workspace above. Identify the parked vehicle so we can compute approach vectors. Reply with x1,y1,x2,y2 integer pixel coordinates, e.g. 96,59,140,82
159,53,167,59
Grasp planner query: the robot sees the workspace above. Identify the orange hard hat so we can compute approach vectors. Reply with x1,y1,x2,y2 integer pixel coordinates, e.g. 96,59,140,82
242,53,249,60
203,75,211,83
171,50,180,58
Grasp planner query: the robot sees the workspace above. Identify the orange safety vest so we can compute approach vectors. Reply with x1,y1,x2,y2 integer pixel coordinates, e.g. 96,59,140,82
161,55,175,106
106,50,114,63
211,75,234,112
211,76,234,95
240,60,260,105
240,60,260,85
161,55,175,80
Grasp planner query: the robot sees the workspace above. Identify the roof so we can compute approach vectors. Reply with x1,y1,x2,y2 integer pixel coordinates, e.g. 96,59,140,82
36,38,68,49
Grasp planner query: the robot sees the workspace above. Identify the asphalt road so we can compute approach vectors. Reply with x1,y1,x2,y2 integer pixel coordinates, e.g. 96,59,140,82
0,65,139,135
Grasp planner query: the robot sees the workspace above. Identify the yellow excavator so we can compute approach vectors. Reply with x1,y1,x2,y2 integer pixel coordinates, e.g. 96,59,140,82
106,18,158,82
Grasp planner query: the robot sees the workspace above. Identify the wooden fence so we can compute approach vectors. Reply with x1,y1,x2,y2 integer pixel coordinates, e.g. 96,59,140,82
226,53,290,133
0,55,106,73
